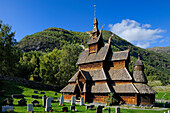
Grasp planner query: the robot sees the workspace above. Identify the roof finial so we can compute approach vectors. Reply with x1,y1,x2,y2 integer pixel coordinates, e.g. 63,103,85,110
94,5,96,18
138,53,141,60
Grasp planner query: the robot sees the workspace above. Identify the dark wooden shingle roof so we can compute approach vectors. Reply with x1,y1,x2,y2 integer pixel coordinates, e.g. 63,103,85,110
133,71,147,83
113,83,138,93
91,83,111,93
68,71,79,83
108,68,132,80
60,84,76,93
109,50,129,61
87,33,101,45
88,68,107,81
134,83,157,94
76,44,110,65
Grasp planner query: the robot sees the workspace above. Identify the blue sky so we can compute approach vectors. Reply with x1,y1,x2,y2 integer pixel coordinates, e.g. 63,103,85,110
0,0,169,48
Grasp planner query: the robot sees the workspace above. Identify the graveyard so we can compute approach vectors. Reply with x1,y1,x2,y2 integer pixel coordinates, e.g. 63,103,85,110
1,80,169,113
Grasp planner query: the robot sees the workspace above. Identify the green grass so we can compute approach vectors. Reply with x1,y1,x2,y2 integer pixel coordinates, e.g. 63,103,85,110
155,91,170,100
0,80,169,113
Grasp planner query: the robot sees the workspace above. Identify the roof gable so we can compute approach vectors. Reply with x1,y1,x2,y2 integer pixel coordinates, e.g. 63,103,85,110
109,50,129,61
108,68,132,80
76,44,110,65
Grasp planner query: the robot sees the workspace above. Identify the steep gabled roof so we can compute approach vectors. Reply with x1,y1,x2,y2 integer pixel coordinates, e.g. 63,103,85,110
60,84,76,93
68,71,79,83
76,44,110,65
113,83,138,93
109,50,129,61
133,71,147,83
91,83,111,93
87,33,101,45
108,68,132,80
134,54,144,66
133,83,157,94
88,68,107,81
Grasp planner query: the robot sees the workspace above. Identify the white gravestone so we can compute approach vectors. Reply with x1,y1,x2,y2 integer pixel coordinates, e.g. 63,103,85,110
168,110,170,113
71,96,75,105
45,97,54,112
2,106,13,112
80,97,84,105
60,95,64,105
27,104,33,112
115,107,120,113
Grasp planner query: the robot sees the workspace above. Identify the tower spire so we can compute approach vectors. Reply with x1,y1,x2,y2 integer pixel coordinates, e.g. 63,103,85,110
92,5,99,38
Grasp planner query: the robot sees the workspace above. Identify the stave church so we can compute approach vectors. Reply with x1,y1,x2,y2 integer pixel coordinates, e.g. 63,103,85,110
60,8,156,105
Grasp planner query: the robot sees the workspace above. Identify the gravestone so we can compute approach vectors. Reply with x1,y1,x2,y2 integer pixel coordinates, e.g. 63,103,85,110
18,98,27,106
42,95,47,107
31,95,39,99
96,105,102,113
115,107,120,113
62,107,68,112
168,110,170,113
60,95,64,105
12,94,24,99
27,104,33,112
40,92,45,94
70,105,75,111
45,97,54,112
2,105,13,112
33,91,38,93
3,98,13,105
108,107,110,113
54,93,57,95
71,96,75,105
80,97,84,105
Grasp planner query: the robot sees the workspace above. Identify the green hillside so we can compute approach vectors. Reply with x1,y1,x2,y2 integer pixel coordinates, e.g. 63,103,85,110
15,27,170,85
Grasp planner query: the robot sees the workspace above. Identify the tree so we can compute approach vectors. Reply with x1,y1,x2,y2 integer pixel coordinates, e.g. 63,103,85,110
0,20,19,76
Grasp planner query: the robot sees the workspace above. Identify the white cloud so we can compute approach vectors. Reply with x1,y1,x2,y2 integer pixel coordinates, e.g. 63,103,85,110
109,19,165,48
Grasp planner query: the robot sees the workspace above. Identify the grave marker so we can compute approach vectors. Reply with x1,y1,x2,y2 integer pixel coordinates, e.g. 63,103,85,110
80,97,84,105
71,96,75,105
42,95,47,107
45,97,54,112
60,95,64,105
2,105,13,112
115,107,120,113
27,104,33,112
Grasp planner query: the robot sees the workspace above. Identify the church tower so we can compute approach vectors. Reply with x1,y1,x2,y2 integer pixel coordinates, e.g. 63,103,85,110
87,6,104,54
133,54,147,83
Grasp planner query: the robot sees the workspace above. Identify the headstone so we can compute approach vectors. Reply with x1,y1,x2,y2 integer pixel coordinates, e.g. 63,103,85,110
96,105,102,113
40,92,45,94
12,94,24,99
33,91,38,93
27,104,33,112
80,97,84,105
42,95,47,107
60,95,64,105
45,97,54,112
31,100,39,106
31,95,39,99
71,96,75,105
62,107,68,112
18,98,27,106
2,105,13,112
115,107,120,113
70,105,75,111
3,98,13,105
168,110,170,113
108,107,110,113
54,93,57,95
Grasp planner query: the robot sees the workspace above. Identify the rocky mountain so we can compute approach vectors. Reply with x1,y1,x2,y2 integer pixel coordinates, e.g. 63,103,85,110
15,27,170,84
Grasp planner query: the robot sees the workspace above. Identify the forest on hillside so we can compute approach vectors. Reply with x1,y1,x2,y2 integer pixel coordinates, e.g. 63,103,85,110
0,21,169,90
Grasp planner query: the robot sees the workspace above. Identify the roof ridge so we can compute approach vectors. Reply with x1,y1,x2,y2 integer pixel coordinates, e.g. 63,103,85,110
131,83,139,93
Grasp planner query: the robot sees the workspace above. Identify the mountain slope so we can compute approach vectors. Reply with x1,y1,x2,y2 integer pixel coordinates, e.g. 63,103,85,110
15,27,170,85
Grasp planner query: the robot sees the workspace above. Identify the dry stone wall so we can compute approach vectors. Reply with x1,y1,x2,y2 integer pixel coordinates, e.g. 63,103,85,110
0,74,56,90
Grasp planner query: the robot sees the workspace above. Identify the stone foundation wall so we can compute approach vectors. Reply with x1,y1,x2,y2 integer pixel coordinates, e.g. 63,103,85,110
0,74,56,91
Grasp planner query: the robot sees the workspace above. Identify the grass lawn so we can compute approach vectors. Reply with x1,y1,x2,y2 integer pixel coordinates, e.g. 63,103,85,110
155,91,170,100
0,80,169,113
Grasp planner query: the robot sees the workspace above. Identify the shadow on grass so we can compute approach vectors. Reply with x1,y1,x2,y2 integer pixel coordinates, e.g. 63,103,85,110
0,80,24,112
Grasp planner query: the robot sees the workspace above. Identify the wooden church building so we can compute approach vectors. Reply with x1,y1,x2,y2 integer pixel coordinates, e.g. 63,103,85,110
60,8,156,105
